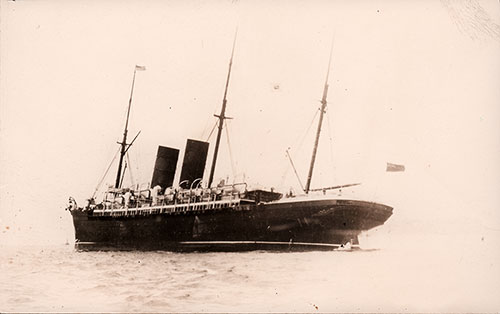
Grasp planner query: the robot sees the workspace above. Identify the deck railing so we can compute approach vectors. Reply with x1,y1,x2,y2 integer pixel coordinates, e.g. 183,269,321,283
91,198,245,217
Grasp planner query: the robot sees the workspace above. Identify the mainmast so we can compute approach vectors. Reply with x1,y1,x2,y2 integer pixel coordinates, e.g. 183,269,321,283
115,65,145,188
207,31,237,188
304,44,334,194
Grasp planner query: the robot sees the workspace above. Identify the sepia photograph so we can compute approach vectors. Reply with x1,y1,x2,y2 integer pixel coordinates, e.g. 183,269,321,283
1,0,499,312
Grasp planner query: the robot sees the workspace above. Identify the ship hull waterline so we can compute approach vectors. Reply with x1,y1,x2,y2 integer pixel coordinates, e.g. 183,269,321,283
70,198,393,252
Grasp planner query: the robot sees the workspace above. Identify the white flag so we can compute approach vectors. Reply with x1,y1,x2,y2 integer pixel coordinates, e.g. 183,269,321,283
135,65,146,71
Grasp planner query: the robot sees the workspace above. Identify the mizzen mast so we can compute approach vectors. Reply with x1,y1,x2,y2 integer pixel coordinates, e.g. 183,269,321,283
304,43,334,194
115,65,145,188
207,31,238,188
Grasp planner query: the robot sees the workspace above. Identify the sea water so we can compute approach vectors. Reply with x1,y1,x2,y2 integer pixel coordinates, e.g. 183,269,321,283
1,233,499,313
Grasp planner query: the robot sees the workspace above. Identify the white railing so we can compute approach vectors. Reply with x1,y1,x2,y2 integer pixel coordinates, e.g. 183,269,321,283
91,198,244,217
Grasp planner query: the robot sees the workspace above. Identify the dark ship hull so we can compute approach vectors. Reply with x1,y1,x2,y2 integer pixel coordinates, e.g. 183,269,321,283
71,197,392,252
68,43,395,252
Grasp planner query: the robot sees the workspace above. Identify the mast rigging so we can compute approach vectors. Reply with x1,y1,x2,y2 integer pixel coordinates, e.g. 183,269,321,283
207,30,238,188
115,65,145,188
304,42,334,194
286,148,305,192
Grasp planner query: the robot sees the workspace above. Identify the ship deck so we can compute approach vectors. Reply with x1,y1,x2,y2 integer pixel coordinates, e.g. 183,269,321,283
90,198,249,217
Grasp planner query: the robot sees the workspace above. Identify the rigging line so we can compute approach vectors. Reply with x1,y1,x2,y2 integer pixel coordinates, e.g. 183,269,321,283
279,109,319,187
296,108,320,151
119,160,127,188
286,149,305,192
325,109,336,178
92,147,121,199
224,121,237,180
279,162,291,189
126,152,135,188
200,110,215,140
134,139,141,187
287,109,318,151
205,120,219,142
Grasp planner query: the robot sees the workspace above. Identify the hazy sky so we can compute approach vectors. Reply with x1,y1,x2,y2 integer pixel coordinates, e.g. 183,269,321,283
1,0,499,245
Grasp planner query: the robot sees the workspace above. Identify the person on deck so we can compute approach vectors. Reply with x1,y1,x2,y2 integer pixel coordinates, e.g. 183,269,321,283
84,198,96,211
67,197,77,211
151,185,161,206
124,191,132,208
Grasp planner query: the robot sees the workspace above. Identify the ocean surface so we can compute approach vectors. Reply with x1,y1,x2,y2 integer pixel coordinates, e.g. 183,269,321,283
1,234,499,313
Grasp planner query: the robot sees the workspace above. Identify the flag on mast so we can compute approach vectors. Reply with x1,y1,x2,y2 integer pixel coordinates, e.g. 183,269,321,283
135,65,146,71
386,162,405,172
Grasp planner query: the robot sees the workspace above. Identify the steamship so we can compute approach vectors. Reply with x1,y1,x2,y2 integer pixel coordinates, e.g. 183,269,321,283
67,39,393,252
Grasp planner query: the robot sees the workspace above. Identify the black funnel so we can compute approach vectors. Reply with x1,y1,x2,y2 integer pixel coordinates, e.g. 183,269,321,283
179,139,209,187
151,146,179,189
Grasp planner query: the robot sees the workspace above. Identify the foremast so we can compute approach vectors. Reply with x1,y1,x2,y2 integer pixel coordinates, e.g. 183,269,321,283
207,31,238,188
304,43,334,194
115,65,145,188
